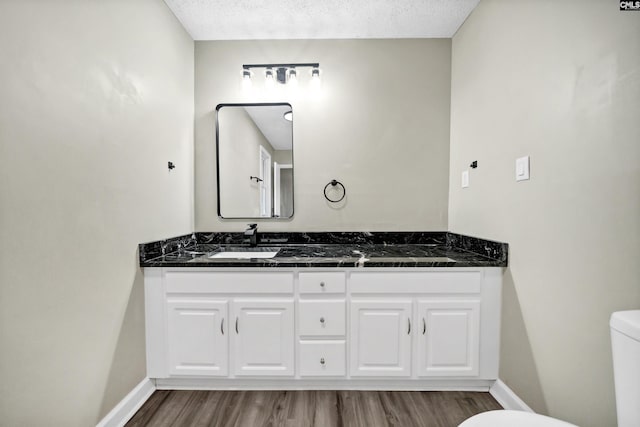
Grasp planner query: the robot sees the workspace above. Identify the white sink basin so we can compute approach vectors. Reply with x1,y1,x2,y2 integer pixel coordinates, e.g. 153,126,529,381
209,251,279,259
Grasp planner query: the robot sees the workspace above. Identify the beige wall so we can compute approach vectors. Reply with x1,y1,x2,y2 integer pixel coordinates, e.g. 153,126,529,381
195,39,451,231
0,1,193,425
449,1,640,426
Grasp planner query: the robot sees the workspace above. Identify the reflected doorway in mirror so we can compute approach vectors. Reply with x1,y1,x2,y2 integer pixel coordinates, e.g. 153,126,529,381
259,146,272,217
274,163,293,217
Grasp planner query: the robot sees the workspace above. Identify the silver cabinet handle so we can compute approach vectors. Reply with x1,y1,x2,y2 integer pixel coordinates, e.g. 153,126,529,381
320,317,325,324
422,318,426,335
235,317,239,334
320,357,325,365
221,318,225,335
407,318,411,335
320,281,325,288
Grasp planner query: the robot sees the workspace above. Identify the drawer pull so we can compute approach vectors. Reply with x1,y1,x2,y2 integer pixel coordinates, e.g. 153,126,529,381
235,317,239,334
407,318,411,335
320,317,325,324
320,281,325,288
422,317,426,335
221,318,225,335
320,357,325,365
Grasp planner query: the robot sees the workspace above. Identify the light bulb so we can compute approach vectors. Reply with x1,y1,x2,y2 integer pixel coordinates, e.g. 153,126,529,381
265,68,275,88
288,68,298,87
311,67,321,89
242,69,252,89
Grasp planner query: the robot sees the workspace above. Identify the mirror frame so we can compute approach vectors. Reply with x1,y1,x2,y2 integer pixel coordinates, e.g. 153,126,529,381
215,102,295,220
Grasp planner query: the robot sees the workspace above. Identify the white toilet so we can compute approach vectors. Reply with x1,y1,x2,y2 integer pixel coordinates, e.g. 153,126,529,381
460,309,640,427
459,410,577,427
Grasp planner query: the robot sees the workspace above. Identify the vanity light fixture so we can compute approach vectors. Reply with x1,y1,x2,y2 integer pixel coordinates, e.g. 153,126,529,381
242,63,320,86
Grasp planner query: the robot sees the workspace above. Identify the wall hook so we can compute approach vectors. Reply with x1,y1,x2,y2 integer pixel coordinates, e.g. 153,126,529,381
168,161,175,170
470,161,478,169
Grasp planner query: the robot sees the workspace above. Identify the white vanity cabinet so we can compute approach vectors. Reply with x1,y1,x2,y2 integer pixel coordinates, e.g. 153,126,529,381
145,270,296,379
416,300,480,377
349,299,481,379
144,267,502,389
165,298,295,377
350,300,413,377
233,299,295,376
166,299,228,376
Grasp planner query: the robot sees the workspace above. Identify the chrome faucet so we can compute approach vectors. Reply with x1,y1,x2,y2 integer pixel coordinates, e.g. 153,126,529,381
244,224,258,247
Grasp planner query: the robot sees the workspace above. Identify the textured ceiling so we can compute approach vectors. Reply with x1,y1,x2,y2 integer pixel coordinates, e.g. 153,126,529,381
164,0,480,40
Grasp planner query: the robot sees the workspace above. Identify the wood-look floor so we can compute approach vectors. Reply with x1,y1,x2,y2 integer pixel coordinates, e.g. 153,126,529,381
126,390,502,427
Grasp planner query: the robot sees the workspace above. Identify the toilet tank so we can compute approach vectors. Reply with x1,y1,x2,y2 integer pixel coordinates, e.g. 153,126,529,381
610,310,640,427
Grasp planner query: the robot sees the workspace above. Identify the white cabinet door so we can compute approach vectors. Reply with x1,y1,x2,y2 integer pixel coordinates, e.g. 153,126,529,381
416,300,480,377
350,300,412,377
232,299,294,376
166,299,228,376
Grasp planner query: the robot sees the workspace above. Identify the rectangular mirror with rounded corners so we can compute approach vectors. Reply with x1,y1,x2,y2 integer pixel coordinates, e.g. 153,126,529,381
216,103,294,219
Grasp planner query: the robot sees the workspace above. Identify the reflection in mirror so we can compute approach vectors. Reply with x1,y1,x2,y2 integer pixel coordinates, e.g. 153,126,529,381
216,103,293,219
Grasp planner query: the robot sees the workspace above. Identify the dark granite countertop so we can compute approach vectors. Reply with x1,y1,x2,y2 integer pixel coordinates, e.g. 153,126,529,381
138,232,508,268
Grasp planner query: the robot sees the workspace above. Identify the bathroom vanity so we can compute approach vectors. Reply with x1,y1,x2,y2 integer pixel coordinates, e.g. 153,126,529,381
139,232,507,391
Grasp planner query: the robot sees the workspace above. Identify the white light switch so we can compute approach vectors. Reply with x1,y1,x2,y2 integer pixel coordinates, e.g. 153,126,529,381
461,170,469,188
516,156,530,181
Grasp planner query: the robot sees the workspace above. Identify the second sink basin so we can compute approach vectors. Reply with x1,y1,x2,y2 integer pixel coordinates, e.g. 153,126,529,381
209,247,280,259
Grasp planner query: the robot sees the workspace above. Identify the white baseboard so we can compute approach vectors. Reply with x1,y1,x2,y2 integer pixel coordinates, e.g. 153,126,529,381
489,379,534,412
155,377,493,391
96,378,156,427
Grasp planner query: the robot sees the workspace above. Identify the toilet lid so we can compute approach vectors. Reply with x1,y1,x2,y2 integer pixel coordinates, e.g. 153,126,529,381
459,410,578,427
610,310,640,341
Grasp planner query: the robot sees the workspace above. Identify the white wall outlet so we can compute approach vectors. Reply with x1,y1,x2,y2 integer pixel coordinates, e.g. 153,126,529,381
516,156,530,181
462,170,469,188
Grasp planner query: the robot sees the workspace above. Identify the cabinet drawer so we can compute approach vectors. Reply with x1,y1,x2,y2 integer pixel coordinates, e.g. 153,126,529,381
165,271,294,294
299,272,345,294
350,271,481,294
299,341,346,376
299,300,346,336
